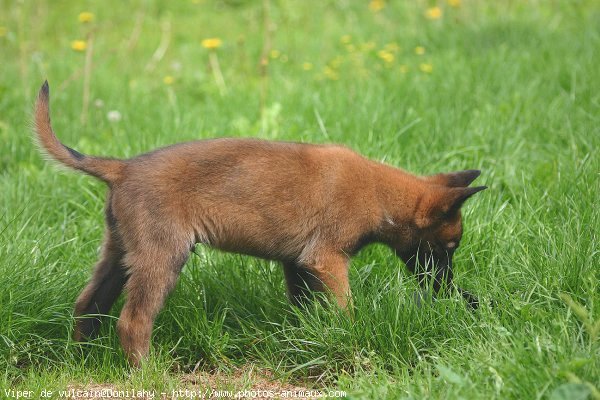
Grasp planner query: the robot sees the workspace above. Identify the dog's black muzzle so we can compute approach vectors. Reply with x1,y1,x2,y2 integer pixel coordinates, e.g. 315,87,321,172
404,252,479,309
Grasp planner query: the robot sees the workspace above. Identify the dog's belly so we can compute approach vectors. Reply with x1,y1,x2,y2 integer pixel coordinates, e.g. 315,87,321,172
192,203,319,263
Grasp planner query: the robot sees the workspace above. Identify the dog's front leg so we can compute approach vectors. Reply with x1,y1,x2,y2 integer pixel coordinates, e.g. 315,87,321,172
301,252,352,312
282,262,320,307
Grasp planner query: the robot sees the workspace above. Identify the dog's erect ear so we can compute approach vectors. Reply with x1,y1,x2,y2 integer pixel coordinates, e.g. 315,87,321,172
443,185,487,214
416,185,487,228
427,169,481,188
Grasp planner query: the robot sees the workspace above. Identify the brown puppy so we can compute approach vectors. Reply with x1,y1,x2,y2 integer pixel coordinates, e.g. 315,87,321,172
34,81,486,366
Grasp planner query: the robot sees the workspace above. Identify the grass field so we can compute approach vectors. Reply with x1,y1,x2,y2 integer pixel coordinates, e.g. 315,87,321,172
1,0,599,398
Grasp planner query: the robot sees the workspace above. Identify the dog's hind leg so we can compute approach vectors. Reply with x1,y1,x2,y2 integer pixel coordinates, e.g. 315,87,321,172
74,229,127,341
116,243,189,367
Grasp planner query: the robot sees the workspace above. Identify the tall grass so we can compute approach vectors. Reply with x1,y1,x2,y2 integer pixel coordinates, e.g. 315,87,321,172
0,0,598,398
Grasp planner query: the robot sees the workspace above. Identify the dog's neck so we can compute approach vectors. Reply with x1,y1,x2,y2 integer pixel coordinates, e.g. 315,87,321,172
371,161,427,241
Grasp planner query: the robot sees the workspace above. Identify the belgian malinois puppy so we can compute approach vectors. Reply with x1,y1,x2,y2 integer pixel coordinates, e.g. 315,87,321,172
34,81,486,366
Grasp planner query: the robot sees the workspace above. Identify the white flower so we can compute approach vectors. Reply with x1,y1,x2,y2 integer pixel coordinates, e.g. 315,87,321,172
107,110,122,122
171,61,182,72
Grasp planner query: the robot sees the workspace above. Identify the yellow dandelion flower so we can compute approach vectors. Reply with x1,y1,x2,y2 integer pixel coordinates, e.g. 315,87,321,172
201,38,222,50
368,0,385,12
377,50,394,63
71,40,87,52
415,46,426,55
399,65,409,74
447,0,461,7
419,63,433,73
302,62,313,71
270,50,280,59
324,66,339,80
163,76,175,85
425,7,442,20
340,35,352,44
0,27,7,37
78,12,94,23
345,44,356,53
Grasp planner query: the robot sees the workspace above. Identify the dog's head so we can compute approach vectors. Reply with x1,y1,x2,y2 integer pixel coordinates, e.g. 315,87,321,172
394,170,486,299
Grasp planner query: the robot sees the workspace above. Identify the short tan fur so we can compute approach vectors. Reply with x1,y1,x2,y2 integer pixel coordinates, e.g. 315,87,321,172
34,81,486,366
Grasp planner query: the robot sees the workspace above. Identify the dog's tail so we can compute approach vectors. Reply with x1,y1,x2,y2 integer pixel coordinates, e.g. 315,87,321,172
34,81,125,184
